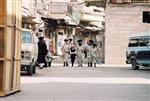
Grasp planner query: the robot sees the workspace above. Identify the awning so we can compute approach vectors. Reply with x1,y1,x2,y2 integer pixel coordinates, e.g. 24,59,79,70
22,16,39,24
41,17,78,27
77,24,103,32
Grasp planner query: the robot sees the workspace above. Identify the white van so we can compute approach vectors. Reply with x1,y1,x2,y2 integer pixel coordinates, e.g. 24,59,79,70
126,31,150,70
21,29,38,75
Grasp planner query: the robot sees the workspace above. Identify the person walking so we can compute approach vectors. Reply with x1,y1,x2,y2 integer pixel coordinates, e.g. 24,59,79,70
70,45,76,67
45,38,52,67
61,38,70,66
76,40,85,67
36,36,48,69
85,40,93,67
91,43,99,67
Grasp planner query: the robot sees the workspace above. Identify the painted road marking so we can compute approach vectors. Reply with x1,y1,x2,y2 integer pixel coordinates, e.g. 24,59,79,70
21,77,149,84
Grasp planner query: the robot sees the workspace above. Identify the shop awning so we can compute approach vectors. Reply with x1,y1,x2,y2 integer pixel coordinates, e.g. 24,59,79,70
41,17,78,27
22,16,39,24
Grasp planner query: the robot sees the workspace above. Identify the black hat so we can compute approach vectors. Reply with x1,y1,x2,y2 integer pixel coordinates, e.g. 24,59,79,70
64,39,68,41
89,40,93,43
77,39,82,42
69,38,73,41
93,43,97,47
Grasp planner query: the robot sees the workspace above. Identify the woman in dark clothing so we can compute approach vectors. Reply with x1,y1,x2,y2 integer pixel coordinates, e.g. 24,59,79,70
70,45,76,67
36,37,48,68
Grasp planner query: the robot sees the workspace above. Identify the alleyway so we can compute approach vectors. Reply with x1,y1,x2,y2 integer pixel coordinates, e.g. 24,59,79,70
1,62,150,101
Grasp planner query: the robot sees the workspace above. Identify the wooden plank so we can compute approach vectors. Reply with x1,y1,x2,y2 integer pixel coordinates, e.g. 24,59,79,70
0,0,5,24
6,0,13,26
0,28,4,58
0,58,5,61
0,61,4,92
5,27,13,58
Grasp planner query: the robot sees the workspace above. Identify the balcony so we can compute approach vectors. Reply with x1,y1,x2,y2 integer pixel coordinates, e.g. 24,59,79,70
49,2,73,19
80,6,105,22
22,1,36,17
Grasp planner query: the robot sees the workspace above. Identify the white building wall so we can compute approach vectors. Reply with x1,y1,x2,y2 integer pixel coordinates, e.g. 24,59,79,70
81,13,105,22
105,4,150,64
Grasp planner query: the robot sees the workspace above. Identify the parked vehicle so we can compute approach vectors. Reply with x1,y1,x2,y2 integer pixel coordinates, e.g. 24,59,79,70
126,31,150,70
21,29,38,75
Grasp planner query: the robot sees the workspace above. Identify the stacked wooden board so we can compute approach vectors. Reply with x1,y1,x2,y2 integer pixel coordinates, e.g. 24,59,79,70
0,0,22,96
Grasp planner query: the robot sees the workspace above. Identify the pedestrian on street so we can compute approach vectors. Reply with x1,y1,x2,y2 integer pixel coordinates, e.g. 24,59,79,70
45,38,52,67
36,36,48,69
76,39,85,67
85,40,93,67
70,45,76,67
91,43,99,67
61,38,70,66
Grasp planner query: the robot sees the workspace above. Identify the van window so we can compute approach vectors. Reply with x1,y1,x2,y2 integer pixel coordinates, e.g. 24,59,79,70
22,31,32,43
139,38,150,46
128,39,139,47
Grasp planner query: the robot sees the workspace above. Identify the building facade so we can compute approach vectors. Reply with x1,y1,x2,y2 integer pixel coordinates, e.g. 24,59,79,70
22,0,50,33
105,0,150,64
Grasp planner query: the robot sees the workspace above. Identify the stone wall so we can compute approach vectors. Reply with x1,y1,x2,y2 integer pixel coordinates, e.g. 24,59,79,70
105,4,150,64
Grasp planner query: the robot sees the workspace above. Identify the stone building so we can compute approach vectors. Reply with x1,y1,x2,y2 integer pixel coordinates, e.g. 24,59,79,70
105,0,150,64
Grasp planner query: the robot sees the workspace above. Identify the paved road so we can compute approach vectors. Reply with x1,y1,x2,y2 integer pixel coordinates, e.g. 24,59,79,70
1,65,150,101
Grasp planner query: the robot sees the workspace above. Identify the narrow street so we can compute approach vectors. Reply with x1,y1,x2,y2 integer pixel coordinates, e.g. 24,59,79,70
0,0,150,100
1,63,150,101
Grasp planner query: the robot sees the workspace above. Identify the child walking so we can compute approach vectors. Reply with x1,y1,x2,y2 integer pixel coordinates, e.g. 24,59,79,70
70,45,76,66
91,43,98,67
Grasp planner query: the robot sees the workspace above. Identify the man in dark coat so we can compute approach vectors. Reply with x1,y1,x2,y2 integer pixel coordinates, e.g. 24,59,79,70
36,37,48,68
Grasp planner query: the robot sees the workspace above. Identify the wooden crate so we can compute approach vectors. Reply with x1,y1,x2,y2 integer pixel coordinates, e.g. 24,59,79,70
0,0,22,96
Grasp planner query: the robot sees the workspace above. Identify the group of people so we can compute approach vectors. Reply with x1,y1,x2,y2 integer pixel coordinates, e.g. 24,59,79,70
61,38,99,67
36,36,100,68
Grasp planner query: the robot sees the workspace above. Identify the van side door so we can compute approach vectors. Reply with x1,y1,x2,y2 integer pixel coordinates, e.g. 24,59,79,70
137,38,150,64
127,39,139,62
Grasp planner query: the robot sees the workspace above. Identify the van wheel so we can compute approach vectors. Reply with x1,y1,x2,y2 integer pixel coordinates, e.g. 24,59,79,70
32,65,36,74
131,59,139,70
27,64,33,76
27,66,33,76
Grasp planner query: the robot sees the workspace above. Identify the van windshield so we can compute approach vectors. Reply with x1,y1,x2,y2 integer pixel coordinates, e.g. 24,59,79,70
22,31,32,43
139,38,150,46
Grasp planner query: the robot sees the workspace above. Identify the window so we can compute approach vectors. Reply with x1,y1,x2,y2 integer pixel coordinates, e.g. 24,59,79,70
139,38,150,46
22,31,32,43
128,39,139,47
143,11,150,23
